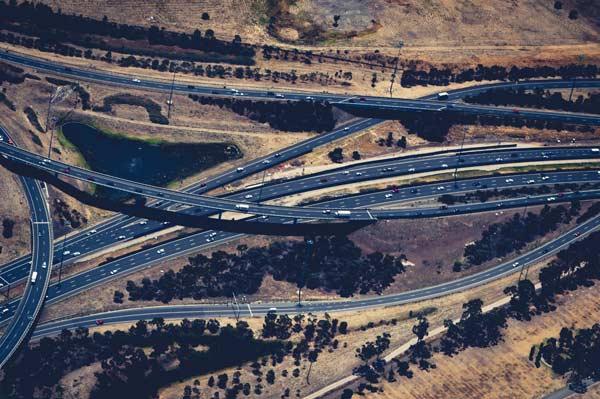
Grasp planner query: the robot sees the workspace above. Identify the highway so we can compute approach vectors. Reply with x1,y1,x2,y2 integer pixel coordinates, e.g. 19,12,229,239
0,143,598,289
1,142,599,221
2,50,600,126
28,213,600,338
0,128,53,368
0,168,598,327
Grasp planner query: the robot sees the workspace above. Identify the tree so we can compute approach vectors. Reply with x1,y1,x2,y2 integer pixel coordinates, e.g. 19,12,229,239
568,9,578,19
412,316,429,341
397,136,407,148
341,388,353,399
306,349,319,384
328,147,344,163
201,12,210,20
352,150,361,160
113,290,124,304
554,1,562,9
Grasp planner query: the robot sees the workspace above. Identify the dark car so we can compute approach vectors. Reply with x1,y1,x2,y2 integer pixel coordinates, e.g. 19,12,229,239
95,319,104,326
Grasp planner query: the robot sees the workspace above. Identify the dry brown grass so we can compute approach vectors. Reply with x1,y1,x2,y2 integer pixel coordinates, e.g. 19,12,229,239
364,283,600,399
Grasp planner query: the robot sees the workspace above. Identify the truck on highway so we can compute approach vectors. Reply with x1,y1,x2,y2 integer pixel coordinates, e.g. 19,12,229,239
437,92,449,100
334,210,352,217
30,271,38,284
235,204,250,211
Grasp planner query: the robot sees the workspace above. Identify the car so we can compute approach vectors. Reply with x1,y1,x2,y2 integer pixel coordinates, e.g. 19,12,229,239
236,167,244,172
590,148,599,152
344,127,349,131
275,93,285,98
2,309,9,314
320,178,328,183
95,319,104,326
244,194,253,199
526,179,535,184
343,171,350,175
322,209,331,214
473,182,481,186
306,96,314,100
209,232,217,237
72,251,81,256
441,164,448,168
547,197,556,202
63,250,71,256
385,194,393,199
512,262,520,268
139,220,147,225
109,269,118,275
262,159,271,164
359,97,366,102
512,108,520,113
132,78,141,83
410,188,418,193
206,238,214,242
117,235,126,240
355,172,363,176
495,157,503,162
260,215,269,220
274,153,281,158
408,168,415,172
574,232,580,237
505,178,514,183
437,186,445,190
392,187,400,193
90,229,97,234
541,176,549,180
348,98,356,103
157,249,165,254
268,307,277,312
42,262,47,269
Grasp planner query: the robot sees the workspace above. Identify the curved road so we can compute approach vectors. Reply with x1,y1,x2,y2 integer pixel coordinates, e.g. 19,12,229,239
0,128,53,367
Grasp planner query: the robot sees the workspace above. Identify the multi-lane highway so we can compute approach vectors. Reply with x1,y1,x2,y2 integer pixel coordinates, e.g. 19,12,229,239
1,142,599,221
0,128,53,367
28,213,600,338
0,168,598,328
2,50,600,126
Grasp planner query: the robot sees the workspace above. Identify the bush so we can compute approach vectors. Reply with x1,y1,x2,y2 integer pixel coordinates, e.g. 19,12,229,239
2,218,15,239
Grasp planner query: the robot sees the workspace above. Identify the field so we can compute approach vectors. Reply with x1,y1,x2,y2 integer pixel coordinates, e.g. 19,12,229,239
363,281,600,399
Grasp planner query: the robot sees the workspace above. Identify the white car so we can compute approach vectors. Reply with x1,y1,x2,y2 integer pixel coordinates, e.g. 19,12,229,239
275,94,285,98
132,78,141,83
547,197,556,202
437,186,445,191
109,269,119,275
117,235,126,240
139,220,147,225
344,127,349,131
236,167,244,172
591,148,599,152
495,157,503,162
385,194,393,199
2,309,9,314
72,251,81,256
512,262,520,268
441,164,448,168
156,249,165,254
355,172,363,176
343,171,350,175
63,250,71,256
505,178,514,183
262,159,271,164
408,168,415,172
542,176,549,180
209,232,217,237
41,262,47,269
87,229,97,235
526,180,535,184
244,194,253,199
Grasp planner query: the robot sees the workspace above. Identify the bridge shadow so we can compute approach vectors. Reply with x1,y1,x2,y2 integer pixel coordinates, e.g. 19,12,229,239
0,157,374,236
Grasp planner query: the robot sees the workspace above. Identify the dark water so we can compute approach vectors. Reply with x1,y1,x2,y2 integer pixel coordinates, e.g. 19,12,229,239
61,122,240,200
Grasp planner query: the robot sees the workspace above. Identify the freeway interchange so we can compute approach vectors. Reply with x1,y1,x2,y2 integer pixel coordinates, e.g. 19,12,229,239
0,49,599,371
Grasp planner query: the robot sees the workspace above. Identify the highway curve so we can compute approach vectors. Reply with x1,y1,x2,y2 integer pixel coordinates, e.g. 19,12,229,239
0,128,53,368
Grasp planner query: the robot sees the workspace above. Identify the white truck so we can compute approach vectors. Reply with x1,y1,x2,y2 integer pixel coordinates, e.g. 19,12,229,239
30,271,38,284
235,204,250,211
437,92,449,100
334,210,352,217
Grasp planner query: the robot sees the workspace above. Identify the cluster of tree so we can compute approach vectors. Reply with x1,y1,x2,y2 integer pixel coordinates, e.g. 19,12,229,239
0,61,25,85
346,231,600,396
576,201,600,223
93,94,168,124
0,1,255,64
439,299,507,356
328,147,344,163
465,88,600,115
400,64,599,87
1,218,15,239
0,317,295,399
188,95,336,132
504,230,599,323
23,106,44,132
125,236,407,302
376,131,406,148
46,77,92,110
0,91,15,111
439,184,598,205
464,204,575,265
533,324,600,392
394,109,592,142
53,198,88,228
